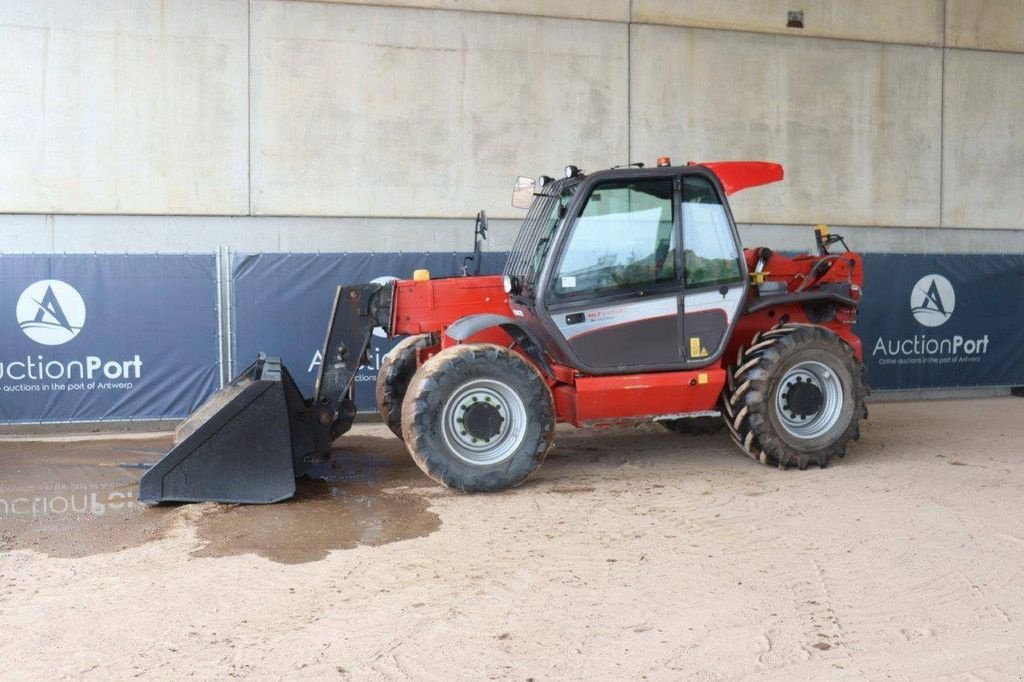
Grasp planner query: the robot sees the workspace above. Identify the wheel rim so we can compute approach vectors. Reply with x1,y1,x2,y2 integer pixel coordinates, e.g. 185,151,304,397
774,360,844,440
441,378,527,465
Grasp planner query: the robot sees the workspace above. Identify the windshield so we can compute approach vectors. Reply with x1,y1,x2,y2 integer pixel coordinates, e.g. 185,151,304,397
552,179,675,298
503,178,578,293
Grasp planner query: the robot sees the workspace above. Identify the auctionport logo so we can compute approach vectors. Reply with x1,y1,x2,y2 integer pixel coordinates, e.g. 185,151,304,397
16,280,86,345
910,274,955,328
873,272,988,365
4,279,143,391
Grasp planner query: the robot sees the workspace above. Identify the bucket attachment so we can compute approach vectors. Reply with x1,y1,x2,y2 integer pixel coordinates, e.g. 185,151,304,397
139,355,314,504
139,282,393,505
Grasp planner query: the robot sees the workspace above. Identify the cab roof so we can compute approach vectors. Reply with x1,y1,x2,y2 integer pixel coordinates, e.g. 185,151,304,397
697,161,784,195
562,160,784,196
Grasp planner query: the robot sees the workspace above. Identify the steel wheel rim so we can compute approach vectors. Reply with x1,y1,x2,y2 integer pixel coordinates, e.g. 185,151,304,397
441,378,527,465
774,360,844,440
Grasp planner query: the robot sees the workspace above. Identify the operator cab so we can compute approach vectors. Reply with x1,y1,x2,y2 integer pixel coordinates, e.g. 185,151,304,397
504,160,748,374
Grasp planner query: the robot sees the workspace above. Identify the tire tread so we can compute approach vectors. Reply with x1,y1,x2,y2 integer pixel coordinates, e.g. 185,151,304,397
401,343,555,492
375,334,431,439
719,322,870,469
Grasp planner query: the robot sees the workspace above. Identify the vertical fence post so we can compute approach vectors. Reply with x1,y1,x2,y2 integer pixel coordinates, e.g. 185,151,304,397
224,247,235,379
215,247,226,388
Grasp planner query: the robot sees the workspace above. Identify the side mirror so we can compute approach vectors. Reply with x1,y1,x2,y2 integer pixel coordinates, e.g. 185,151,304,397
475,209,488,239
462,210,489,277
511,176,535,209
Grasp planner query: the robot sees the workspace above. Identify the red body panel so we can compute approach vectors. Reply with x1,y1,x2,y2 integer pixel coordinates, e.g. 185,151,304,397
554,369,726,428
391,275,511,336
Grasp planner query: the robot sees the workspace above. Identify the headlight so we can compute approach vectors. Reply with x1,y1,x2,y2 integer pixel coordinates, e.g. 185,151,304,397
502,275,513,293
564,165,579,179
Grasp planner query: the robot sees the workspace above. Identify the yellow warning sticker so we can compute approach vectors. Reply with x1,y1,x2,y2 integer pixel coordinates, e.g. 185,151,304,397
689,337,709,358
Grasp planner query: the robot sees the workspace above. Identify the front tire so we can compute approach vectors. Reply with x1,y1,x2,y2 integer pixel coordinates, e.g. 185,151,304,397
721,323,869,469
401,344,555,492
376,334,431,439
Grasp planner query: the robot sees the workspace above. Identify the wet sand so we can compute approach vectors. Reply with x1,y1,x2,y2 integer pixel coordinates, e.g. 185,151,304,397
2,400,1023,678
0,438,166,557
0,433,439,564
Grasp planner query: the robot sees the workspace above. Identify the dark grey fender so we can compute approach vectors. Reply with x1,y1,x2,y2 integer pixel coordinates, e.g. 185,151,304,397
445,313,554,378
746,289,857,314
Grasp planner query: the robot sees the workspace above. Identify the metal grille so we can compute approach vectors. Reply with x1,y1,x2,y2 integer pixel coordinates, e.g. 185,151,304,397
503,178,575,290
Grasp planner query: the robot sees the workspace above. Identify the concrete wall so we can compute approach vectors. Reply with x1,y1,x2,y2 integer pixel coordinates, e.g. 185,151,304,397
250,2,627,218
0,0,1023,254
0,0,248,214
631,0,944,46
630,26,942,228
946,0,1024,52
943,48,1024,229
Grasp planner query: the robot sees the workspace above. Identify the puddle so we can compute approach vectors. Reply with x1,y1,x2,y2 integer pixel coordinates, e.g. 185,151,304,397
190,481,439,564
0,434,440,563
191,436,440,564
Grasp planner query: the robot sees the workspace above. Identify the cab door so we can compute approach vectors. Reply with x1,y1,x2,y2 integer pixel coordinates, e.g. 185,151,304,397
679,175,747,364
542,177,684,372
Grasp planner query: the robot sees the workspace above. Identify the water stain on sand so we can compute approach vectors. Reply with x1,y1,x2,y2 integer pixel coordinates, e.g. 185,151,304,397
0,437,167,558
0,434,440,563
189,435,441,564
189,480,440,564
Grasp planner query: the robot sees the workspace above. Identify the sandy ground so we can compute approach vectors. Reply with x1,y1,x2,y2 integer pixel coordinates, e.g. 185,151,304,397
1,397,1023,679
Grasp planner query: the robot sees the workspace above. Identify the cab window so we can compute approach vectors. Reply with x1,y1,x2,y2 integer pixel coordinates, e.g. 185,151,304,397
525,186,576,289
682,177,742,288
553,179,676,298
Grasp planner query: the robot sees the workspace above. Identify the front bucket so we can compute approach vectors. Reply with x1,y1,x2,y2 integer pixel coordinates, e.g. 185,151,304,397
139,355,306,504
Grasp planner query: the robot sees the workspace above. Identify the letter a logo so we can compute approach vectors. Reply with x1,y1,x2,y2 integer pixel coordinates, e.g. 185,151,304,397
16,279,87,345
910,274,955,328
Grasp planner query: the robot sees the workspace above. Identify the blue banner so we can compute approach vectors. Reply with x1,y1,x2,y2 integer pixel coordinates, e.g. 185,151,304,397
2,250,1018,426
231,252,507,411
855,253,1024,390
0,254,220,423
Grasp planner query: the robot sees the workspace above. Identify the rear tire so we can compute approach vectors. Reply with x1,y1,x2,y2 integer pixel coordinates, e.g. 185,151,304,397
401,343,555,492
376,334,431,439
660,416,724,435
721,323,869,470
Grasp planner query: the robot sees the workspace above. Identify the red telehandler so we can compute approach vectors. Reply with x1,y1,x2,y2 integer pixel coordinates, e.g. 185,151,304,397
140,159,868,503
